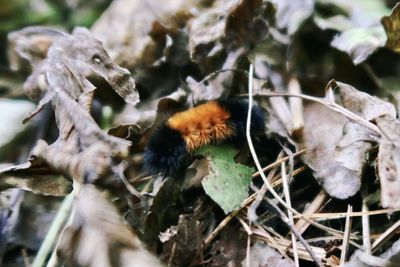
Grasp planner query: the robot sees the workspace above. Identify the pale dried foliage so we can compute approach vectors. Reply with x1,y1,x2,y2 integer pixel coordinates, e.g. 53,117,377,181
4,1,400,266
57,185,162,267
4,25,158,267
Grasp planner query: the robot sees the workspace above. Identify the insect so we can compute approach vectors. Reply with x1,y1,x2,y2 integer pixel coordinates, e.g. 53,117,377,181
144,100,265,176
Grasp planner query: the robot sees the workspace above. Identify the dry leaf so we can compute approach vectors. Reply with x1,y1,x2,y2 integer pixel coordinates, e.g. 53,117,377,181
335,122,374,179
273,0,313,35
189,0,270,70
91,0,196,68
0,160,71,196
330,80,396,121
376,115,400,208
58,184,162,267
382,3,400,53
302,103,362,199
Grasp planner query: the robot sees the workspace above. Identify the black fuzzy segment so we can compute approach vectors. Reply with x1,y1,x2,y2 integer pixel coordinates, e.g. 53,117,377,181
144,100,265,176
217,99,265,141
144,125,188,176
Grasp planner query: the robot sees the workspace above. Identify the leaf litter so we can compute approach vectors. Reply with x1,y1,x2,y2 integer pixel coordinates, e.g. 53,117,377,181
2,0,400,266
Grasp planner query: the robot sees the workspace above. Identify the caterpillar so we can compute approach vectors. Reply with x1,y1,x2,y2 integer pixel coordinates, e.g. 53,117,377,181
144,100,265,176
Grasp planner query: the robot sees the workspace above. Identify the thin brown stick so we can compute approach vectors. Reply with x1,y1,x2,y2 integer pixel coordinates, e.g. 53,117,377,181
247,65,323,266
252,149,307,178
21,248,30,267
281,161,299,267
253,224,289,258
204,192,257,245
340,205,353,265
168,242,177,267
199,68,247,85
293,208,400,220
241,91,381,136
294,190,328,234
264,197,323,266
372,219,400,253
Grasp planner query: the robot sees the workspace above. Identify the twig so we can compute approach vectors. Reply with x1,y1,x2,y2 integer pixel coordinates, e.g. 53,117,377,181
264,197,323,266
204,192,257,245
253,228,327,262
294,190,328,235
259,171,359,240
168,242,177,267
252,149,307,178
372,219,400,253
242,91,382,136
205,156,348,248
362,200,371,254
238,216,253,235
340,205,353,265
198,68,247,85
32,191,75,267
203,157,295,247
292,208,400,220
288,79,304,132
246,234,251,267
245,66,332,235
115,163,144,200
253,225,289,258
246,64,322,266
281,161,299,267
21,248,30,267
270,166,307,187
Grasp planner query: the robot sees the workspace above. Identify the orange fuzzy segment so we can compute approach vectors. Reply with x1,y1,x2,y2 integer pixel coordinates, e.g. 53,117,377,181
167,101,235,151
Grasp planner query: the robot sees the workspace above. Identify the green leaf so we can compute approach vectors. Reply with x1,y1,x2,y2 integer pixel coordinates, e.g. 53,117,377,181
196,144,237,162
197,145,254,214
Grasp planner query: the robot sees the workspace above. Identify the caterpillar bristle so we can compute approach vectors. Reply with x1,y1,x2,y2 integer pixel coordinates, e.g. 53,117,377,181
144,100,265,176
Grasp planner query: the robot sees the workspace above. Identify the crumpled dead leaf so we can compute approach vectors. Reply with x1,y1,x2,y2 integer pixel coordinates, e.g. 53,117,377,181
9,26,139,117
189,0,270,71
115,87,188,135
335,122,374,181
301,80,399,199
57,184,162,267
7,27,65,100
382,3,400,53
272,0,314,35
332,80,396,120
128,175,185,246
6,26,137,189
91,0,196,68
375,115,400,209
0,160,71,196
329,81,400,204
30,140,115,184
301,103,361,199
188,49,245,103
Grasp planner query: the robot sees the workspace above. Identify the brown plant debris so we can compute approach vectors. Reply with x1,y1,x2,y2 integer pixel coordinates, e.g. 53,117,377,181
3,1,400,266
